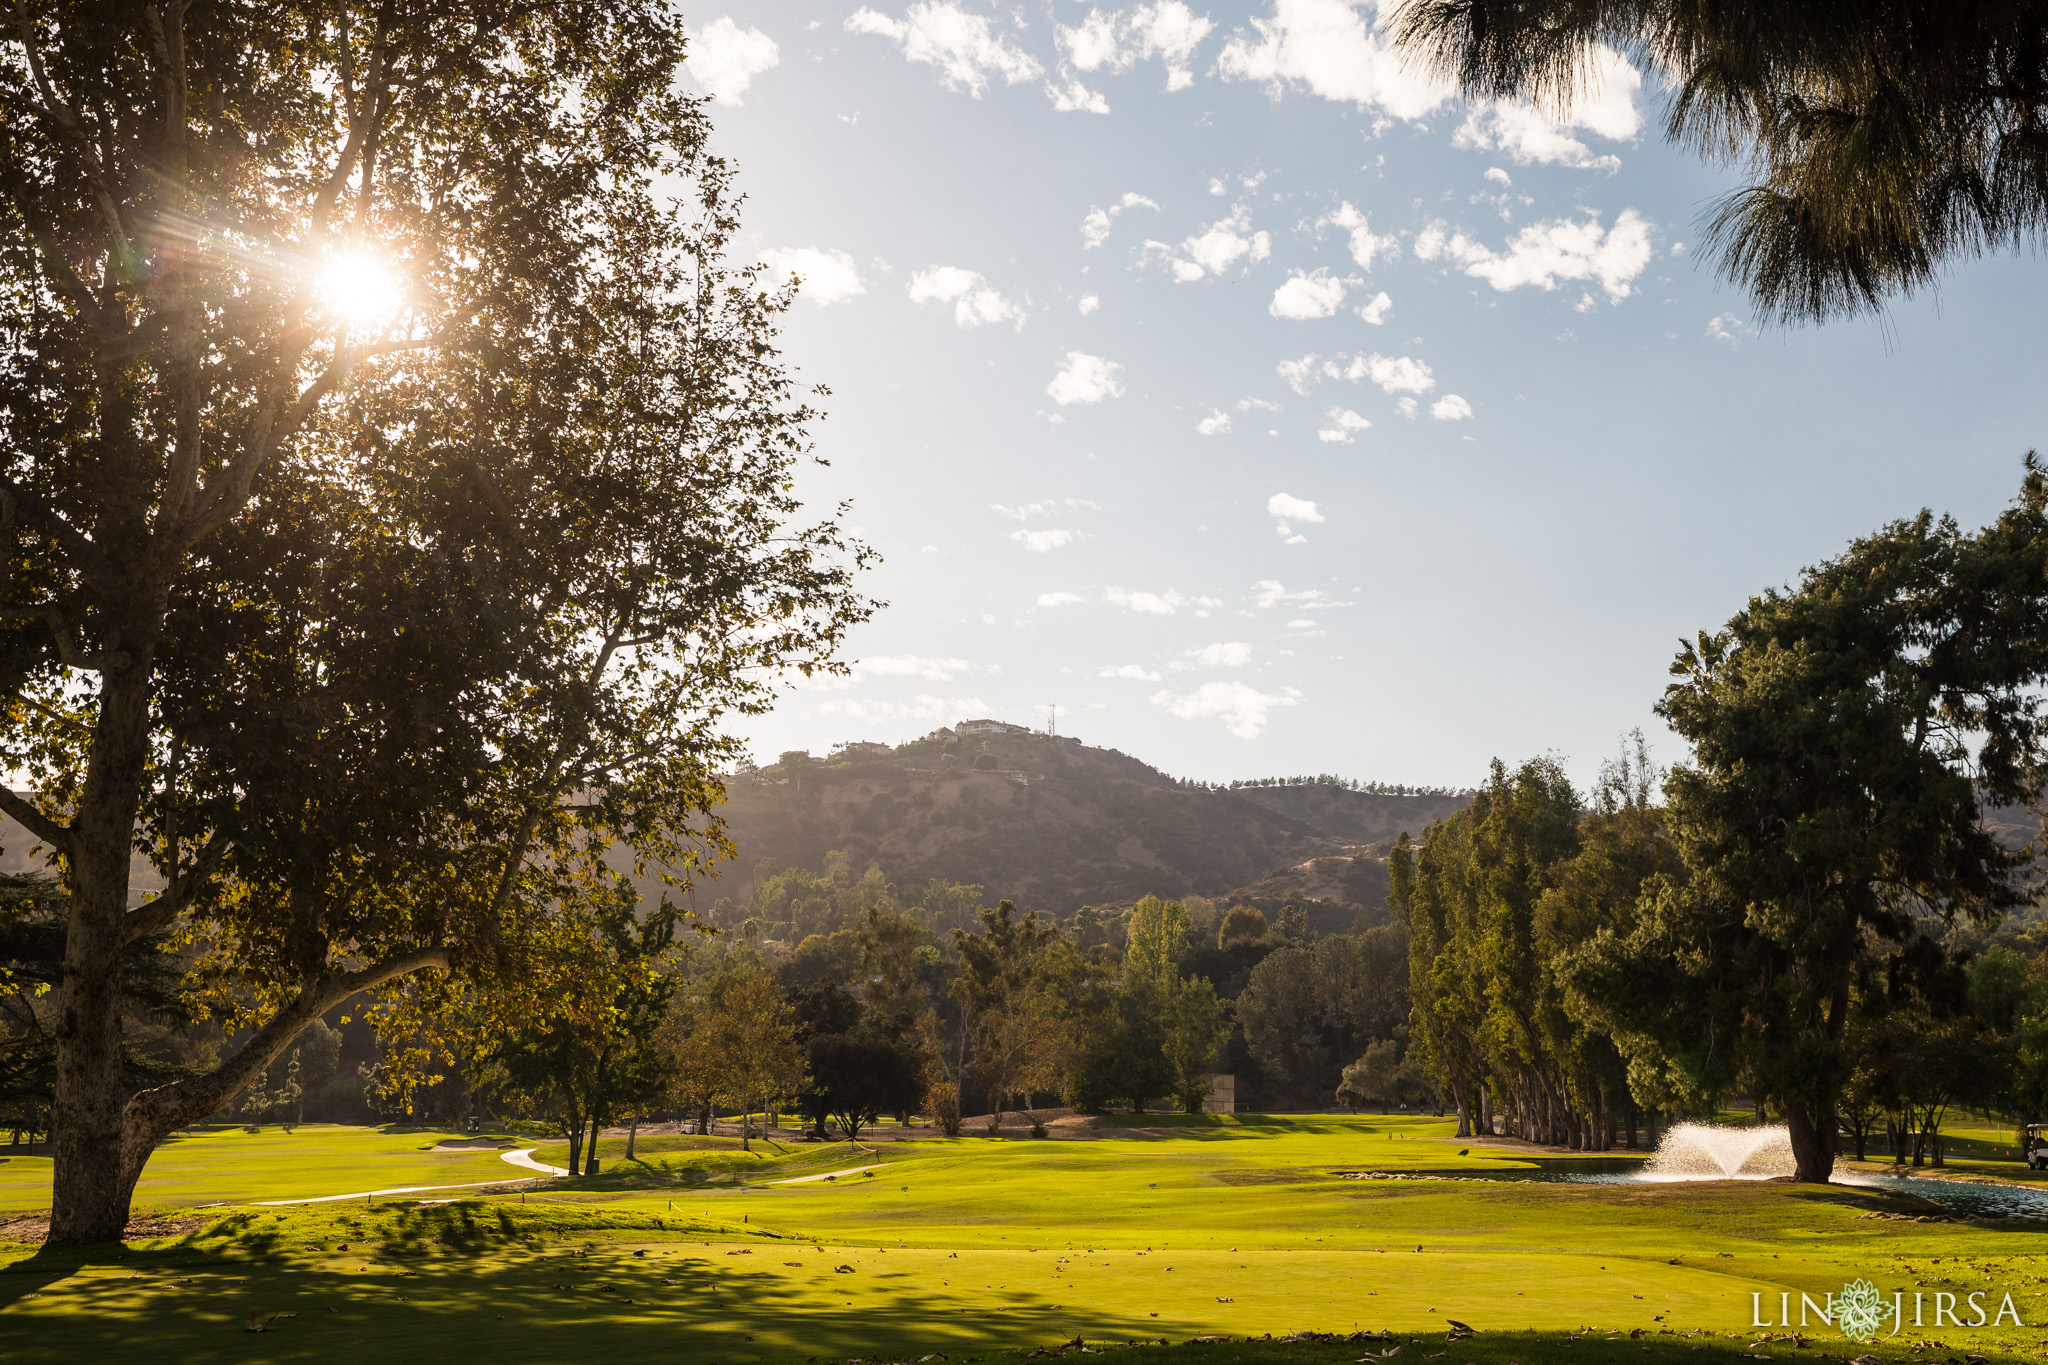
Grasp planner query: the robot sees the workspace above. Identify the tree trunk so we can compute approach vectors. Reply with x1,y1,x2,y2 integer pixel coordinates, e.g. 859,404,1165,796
741,1094,751,1152
1450,1075,1472,1138
625,1116,638,1161
584,1116,601,1174
1783,1099,1836,1183
46,665,158,1245
566,1108,586,1176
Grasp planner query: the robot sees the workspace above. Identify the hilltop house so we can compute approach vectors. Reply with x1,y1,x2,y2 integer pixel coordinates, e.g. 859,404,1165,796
956,718,1030,738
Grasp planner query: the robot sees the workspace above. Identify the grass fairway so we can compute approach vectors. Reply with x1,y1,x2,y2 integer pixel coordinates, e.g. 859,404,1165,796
0,1125,536,1215
5,1115,2048,1364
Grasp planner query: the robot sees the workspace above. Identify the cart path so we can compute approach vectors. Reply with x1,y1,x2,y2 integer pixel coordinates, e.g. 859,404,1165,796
245,1147,565,1205
500,1146,572,1176
766,1162,887,1185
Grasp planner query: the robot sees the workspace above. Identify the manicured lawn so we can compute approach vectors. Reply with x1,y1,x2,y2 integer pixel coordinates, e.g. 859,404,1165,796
4,1115,2047,1364
0,1124,530,1215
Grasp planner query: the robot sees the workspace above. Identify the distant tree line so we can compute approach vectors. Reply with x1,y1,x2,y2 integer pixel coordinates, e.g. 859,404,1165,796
1173,775,1474,797
1394,462,2048,1182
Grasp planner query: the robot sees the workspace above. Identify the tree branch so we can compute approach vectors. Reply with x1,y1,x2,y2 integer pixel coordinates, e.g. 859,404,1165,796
0,603,128,670
0,477,117,589
0,784,70,853
118,944,453,1153
10,3,134,260
184,336,440,541
122,831,230,943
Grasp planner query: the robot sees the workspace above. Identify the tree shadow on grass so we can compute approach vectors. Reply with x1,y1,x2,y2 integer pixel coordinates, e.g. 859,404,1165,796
1,1238,1188,1365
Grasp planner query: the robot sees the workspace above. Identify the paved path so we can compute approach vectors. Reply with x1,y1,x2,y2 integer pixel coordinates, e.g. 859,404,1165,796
501,1146,571,1176
247,1146,566,1206
253,1176,540,1206
766,1162,886,1185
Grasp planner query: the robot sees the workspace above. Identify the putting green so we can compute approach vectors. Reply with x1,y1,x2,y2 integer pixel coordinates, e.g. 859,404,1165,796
5,1115,2047,1364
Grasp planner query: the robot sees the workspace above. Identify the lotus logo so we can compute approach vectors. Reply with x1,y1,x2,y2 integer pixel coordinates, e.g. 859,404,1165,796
1833,1280,1887,1344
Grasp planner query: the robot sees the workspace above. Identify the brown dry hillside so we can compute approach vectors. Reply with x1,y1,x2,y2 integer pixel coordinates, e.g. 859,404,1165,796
706,728,1470,915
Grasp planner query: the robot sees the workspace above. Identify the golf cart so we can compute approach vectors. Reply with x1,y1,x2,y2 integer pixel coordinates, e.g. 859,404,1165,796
2028,1123,2048,1170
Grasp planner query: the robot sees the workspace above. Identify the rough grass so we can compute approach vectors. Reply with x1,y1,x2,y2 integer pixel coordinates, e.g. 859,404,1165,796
4,1115,2048,1365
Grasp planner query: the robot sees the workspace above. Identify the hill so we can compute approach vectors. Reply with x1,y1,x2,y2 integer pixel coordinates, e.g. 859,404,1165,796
703,726,1470,920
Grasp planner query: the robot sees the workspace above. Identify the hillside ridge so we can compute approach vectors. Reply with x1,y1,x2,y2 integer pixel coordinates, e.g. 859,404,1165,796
704,727,1471,918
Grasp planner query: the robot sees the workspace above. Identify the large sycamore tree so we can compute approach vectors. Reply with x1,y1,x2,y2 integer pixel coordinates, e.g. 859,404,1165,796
1567,460,2048,1182
0,1,870,1243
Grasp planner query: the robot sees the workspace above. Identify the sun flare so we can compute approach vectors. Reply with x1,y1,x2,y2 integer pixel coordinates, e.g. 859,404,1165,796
317,252,405,327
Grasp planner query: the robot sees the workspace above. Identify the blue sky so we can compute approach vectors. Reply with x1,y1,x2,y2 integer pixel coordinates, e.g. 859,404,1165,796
686,0,2048,789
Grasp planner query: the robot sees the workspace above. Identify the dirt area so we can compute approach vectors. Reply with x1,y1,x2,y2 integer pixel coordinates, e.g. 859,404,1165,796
0,1212,208,1243
430,1137,515,1149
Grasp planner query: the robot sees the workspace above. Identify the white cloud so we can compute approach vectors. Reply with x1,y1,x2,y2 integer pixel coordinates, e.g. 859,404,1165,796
1453,47,1642,171
1036,590,1085,607
1281,349,1434,395
921,544,940,555
845,3,1042,95
1252,579,1350,610
1277,354,1320,395
854,654,1000,682
1415,209,1654,302
1237,396,1282,412
820,694,991,723
992,498,1103,520
1059,2,1217,91
758,246,866,306
1395,396,1418,419
1334,351,1435,394
1144,205,1272,281
1706,314,1756,347
1269,270,1349,320
1267,492,1325,539
1357,290,1392,324
1047,77,1111,113
1266,492,1325,524
1484,167,1512,186
1100,663,1163,681
1104,586,1222,615
1149,679,1297,739
1081,191,1160,249
1011,527,1081,552
908,265,1025,329
1196,408,1233,435
1317,407,1371,442
688,18,780,103
1078,293,1101,315
1319,202,1398,271
1046,351,1126,405
1183,641,1253,668
1431,393,1474,421
1284,618,1319,629
1215,0,1454,121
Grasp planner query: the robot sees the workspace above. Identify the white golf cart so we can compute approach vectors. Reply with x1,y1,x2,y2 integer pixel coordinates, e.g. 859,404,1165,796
2028,1123,2048,1170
